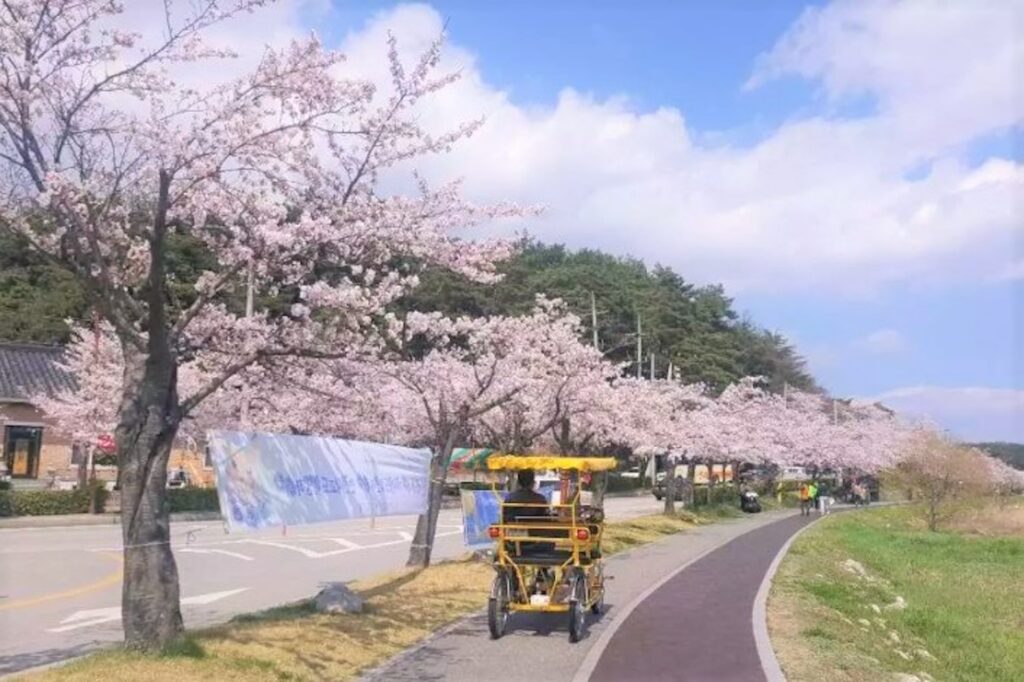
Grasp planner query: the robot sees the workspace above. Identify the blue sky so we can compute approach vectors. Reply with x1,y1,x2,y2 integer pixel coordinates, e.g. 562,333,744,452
293,0,1023,441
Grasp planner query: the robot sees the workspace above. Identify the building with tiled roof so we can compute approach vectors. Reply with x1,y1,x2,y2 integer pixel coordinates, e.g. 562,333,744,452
0,342,76,402
0,342,75,480
0,341,212,487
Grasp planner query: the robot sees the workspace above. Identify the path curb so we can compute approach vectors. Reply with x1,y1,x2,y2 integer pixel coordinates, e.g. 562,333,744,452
753,513,827,682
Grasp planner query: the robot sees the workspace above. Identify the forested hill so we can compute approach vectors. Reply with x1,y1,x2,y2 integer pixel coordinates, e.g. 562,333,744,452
400,240,817,393
973,442,1024,471
1,231,817,393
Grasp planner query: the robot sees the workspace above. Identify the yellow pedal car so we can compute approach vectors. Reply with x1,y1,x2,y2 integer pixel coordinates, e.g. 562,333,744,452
485,455,615,642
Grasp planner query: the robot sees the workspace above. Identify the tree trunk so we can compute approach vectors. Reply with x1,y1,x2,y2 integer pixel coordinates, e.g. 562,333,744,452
407,441,453,568
77,447,88,489
663,457,677,516
592,471,607,509
685,460,697,507
117,348,184,651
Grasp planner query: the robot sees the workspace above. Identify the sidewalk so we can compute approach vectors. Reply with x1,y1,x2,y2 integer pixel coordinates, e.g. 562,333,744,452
362,510,798,682
0,510,221,529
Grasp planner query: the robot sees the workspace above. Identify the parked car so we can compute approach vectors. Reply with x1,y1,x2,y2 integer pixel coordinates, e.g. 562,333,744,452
652,474,688,501
779,466,809,481
620,466,643,479
167,469,191,489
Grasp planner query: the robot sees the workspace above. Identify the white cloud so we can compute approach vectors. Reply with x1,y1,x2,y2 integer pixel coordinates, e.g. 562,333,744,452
333,2,1023,294
116,1,1024,295
856,329,908,355
869,386,1024,442
748,0,1024,154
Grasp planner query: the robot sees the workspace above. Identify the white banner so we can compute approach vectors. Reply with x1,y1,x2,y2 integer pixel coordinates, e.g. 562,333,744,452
207,431,431,531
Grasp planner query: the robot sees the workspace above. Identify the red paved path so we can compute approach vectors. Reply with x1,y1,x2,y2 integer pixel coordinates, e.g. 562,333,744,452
590,513,814,682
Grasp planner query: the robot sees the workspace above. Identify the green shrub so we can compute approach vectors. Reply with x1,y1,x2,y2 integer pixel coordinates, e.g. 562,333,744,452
691,483,741,507
0,480,11,491
87,480,109,514
0,488,97,516
167,487,220,513
605,474,643,494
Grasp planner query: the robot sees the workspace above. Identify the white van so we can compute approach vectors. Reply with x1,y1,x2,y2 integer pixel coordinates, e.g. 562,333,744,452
780,466,809,481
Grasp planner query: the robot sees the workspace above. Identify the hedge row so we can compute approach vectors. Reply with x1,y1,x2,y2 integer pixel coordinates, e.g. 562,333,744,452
0,485,107,517
167,487,220,513
605,473,644,493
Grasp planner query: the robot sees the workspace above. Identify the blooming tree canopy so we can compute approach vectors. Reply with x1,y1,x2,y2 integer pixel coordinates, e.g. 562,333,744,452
0,0,521,649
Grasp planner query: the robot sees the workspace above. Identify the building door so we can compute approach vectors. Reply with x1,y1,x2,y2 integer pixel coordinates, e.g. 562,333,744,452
4,426,42,479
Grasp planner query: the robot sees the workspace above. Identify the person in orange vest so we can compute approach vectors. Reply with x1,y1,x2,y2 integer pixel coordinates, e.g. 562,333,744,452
799,482,812,516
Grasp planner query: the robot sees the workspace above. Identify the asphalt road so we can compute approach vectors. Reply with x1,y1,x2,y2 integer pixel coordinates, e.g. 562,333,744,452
590,512,815,682
0,495,661,675
363,510,799,682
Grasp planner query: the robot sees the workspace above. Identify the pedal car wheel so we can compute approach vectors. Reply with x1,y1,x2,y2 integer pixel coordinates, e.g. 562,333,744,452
568,576,586,643
488,573,511,640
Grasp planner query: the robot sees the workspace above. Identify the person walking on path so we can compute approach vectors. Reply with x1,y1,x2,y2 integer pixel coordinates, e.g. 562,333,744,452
816,479,831,515
799,482,812,516
808,481,819,516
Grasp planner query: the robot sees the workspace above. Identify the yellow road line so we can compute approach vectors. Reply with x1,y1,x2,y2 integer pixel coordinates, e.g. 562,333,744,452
0,552,122,611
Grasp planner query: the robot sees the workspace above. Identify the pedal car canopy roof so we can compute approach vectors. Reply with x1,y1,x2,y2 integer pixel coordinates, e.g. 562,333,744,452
486,455,618,472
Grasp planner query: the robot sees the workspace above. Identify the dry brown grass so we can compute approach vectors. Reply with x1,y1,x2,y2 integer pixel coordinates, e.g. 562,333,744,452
27,512,700,681
29,560,494,682
947,499,1024,537
768,543,891,682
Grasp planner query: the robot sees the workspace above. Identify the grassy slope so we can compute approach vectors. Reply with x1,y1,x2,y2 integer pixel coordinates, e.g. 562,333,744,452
31,510,731,681
769,502,1024,682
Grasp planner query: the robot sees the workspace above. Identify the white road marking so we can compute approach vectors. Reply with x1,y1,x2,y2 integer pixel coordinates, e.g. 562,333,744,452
239,529,461,559
240,539,333,558
46,606,121,633
331,538,362,550
47,588,250,633
87,525,465,554
181,588,249,606
179,548,254,561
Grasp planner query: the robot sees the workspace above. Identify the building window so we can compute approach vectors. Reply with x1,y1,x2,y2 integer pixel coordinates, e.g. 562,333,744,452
71,443,86,465
4,425,43,479
203,445,213,469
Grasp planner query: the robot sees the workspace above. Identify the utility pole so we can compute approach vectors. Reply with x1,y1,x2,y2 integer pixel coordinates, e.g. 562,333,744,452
635,312,643,379
832,398,838,424
590,290,599,349
668,362,674,381
650,352,655,380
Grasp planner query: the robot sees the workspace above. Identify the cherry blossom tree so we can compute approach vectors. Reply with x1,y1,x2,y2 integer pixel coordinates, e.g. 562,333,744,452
0,0,518,649
34,323,122,446
350,303,604,567
476,299,619,456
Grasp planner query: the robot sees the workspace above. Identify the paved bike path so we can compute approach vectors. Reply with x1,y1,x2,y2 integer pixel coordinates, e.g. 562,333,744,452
589,512,815,682
362,511,799,682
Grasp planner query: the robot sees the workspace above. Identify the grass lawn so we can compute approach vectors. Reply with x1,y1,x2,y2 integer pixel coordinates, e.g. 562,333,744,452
28,510,724,681
769,500,1024,682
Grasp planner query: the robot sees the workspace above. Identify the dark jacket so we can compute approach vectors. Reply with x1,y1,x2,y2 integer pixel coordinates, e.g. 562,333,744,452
503,488,549,523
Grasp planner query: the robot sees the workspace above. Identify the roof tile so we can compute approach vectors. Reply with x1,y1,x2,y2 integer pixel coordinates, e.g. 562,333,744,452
0,342,76,402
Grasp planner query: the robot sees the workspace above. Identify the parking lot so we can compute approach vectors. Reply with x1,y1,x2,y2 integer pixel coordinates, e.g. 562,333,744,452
0,495,661,675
